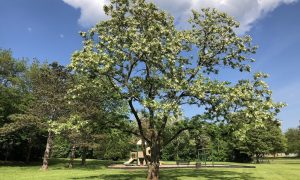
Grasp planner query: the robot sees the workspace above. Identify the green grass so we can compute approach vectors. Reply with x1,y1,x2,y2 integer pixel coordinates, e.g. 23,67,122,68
0,158,299,180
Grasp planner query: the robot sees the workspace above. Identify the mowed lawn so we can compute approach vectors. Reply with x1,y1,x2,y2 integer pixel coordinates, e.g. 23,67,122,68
0,158,299,180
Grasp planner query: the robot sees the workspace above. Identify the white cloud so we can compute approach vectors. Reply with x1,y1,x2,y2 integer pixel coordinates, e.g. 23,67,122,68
63,0,298,33
189,0,298,33
62,0,110,27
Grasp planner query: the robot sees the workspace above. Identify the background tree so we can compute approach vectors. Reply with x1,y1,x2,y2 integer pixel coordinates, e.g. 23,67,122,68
70,0,283,179
285,128,300,156
233,120,286,163
49,72,130,167
25,62,72,170
0,49,39,162
161,131,196,161
67,74,130,166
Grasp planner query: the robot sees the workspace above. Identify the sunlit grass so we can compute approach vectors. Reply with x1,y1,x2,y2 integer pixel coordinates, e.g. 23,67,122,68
0,158,299,179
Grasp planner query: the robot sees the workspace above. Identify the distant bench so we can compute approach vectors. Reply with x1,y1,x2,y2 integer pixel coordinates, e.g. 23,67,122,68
176,160,190,166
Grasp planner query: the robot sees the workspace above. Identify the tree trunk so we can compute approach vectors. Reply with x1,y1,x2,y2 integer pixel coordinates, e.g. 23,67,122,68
147,142,160,180
255,153,260,164
41,131,53,170
26,137,33,163
68,144,76,168
81,146,87,166
4,149,9,161
147,162,160,180
142,139,149,165
4,141,12,161
4,144,9,162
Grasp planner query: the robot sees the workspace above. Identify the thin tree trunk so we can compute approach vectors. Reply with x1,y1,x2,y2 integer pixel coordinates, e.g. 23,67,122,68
4,141,12,162
68,144,76,168
256,153,260,164
81,146,87,166
41,131,53,170
147,142,160,180
26,137,33,163
4,149,9,162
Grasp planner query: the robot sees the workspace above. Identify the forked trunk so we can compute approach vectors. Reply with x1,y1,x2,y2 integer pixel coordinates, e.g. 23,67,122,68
147,143,160,180
68,144,76,168
41,131,53,170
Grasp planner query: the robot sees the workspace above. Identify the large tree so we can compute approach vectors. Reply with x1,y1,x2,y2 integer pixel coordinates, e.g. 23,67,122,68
26,62,72,170
70,0,282,179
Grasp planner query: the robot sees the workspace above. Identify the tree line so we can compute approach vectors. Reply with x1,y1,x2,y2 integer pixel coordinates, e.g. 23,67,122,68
0,51,133,168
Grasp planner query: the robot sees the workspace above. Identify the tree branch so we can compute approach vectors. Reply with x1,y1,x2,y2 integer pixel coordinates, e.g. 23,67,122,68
163,126,195,147
128,98,150,143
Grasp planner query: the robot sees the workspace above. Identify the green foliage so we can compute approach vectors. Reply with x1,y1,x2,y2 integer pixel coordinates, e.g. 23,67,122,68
27,62,72,125
102,130,133,160
52,73,130,163
0,59,75,163
161,131,196,161
51,136,70,158
231,120,286,163
0,49,42,161
0,49,29,126
285,128,300,155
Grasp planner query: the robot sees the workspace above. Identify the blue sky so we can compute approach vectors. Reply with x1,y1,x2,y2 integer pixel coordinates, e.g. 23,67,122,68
0,0,299,131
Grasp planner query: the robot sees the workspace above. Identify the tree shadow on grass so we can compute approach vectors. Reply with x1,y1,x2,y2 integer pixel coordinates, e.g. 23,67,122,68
49,159,124,170
160,169,260,180
0,158,121,170
70,168,261,180
70,170,147,180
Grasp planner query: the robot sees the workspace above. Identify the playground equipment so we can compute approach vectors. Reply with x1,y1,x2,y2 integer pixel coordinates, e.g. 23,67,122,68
124,140,151,166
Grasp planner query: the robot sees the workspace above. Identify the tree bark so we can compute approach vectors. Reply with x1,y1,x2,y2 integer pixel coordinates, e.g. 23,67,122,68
147,162,160,180
41,131,53,170
147,142,160,180
81,146,87,166
68,144,76,168
142,139,149,165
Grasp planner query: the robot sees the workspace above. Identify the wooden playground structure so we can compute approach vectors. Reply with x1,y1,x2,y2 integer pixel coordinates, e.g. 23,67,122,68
123,139,151,166
109,140,255,169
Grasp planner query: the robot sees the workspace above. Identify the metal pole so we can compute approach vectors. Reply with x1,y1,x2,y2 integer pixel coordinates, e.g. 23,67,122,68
136,144,138,166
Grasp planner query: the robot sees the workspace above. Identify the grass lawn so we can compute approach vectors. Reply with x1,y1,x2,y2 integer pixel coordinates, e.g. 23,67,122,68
0,158,299,180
